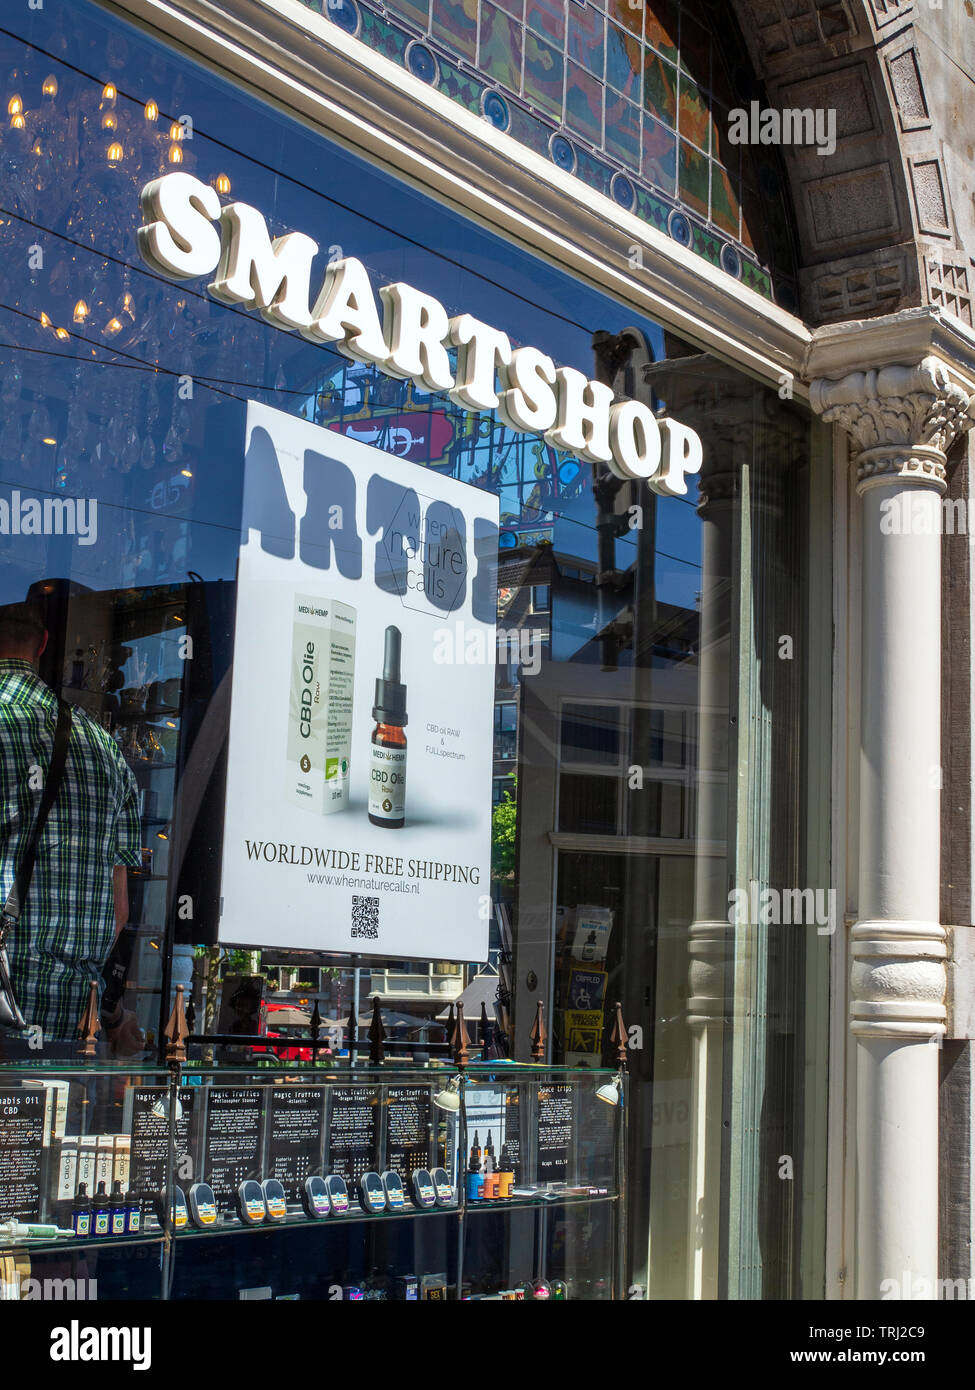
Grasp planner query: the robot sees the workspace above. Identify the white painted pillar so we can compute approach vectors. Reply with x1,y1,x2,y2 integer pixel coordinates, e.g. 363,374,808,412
811,358,974,1299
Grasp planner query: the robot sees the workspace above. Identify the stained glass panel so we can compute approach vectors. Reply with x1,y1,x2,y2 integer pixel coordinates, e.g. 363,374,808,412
292,0,799,303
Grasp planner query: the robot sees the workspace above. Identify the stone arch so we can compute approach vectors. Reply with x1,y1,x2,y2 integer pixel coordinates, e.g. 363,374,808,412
727,0,972,326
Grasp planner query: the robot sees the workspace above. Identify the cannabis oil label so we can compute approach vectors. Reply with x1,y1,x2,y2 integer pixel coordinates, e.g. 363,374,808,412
286,593,356,814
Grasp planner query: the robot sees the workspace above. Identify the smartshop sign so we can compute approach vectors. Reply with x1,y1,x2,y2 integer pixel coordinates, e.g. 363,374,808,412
137,173,703,495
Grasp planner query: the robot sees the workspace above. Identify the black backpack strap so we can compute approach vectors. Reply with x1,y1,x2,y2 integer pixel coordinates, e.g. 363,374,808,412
1,697,72,934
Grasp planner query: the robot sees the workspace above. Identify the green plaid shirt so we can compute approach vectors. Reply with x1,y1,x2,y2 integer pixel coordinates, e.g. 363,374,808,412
0,659,142,1040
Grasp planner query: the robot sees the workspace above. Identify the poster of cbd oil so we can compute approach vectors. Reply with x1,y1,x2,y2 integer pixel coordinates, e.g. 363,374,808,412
217,401,498,961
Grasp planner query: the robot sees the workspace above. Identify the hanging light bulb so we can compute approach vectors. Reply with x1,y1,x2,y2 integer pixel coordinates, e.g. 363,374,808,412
122,291,136,320
41,75,57,98
212,172,231,194
106,141,124,165
7,95,22,116
101,82,116,102
9,112,24,131
39,312,52,328
104,317,123,336
101,110,118,131
31,139,43,156
72,300,89,324
144,98,158,122
167,144,182,165
169,120,182,141
54,327,70,341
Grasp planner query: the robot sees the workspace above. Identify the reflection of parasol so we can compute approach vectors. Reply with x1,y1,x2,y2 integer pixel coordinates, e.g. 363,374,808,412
264,1007,312,1028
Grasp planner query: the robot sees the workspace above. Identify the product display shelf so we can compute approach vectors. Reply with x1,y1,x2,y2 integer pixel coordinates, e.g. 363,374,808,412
0,1060,625,1299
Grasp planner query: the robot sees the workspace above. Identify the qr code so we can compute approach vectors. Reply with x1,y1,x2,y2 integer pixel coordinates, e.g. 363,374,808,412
351,895,380,939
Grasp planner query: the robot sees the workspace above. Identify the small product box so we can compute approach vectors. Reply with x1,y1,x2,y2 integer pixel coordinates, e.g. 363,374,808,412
56,1137,79,1206
95,1136,115,1191
112,1136,131,1189
76,1137,97,1193
286,594,357,815
22,1079,69,1146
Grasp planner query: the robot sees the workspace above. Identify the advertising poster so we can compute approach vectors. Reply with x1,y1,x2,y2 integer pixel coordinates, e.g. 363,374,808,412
218,402,498,960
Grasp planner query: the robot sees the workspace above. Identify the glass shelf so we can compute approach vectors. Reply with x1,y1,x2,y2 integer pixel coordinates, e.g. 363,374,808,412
0,1229,165,1256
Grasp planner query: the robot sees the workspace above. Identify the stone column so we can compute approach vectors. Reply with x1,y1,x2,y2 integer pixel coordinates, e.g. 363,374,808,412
810,357,974,1299
684,432,740,1301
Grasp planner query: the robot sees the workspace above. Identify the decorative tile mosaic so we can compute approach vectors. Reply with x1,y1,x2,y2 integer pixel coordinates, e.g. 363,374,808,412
292,0,798,303
360,5,409,63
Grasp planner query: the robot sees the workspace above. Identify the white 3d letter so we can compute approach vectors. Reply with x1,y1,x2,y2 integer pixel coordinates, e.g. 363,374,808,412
608,400,662,481
497,347,558,433
303,257,388,364
138,173,221,280
546,367,614,463
448,314,512,411
380,282,455,393
209,202,316,330
654,418,703,496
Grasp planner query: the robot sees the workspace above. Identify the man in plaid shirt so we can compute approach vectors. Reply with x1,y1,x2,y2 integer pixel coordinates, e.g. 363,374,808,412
0,599,144,1047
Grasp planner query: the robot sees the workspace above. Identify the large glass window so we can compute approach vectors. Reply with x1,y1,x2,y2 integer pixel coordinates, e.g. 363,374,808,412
0,0,830,1297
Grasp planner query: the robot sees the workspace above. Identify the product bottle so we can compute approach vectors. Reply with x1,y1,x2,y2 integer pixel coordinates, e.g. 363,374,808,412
71,1183,91,1239
367,625,407,829
93,1181,110,1237
465,1155,484,1203
497,1143,515,1198
109,1180,127,1236
471,1131,481,1169
123,1187,141,1235
484,1130,495,1162
482,1153,499,1201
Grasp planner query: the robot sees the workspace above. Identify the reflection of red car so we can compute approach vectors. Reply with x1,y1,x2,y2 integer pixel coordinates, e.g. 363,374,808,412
248,1004,315,1063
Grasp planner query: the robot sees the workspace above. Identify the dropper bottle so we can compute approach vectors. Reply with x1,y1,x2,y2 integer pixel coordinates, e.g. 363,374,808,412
368,625,407,829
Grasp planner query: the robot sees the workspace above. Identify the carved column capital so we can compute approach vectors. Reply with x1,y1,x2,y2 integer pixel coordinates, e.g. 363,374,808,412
809,356,974,494
849,920,947,1041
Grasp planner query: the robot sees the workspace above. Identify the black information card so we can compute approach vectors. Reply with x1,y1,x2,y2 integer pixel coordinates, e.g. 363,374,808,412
536,1083,572,1183
326,1086,378,1185
504,1087,521,1177
384,1086,430,1178
204,1088,264,1203
0,1089,44,1220
127,1088,197,1200
267,1087,326,1198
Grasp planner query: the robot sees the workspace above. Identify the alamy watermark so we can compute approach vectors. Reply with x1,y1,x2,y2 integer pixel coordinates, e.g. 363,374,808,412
0,491,97,545
881,1271,974,1300
728,100,836,157
728,879,836,935
432,621,543,677
880,494,970,535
